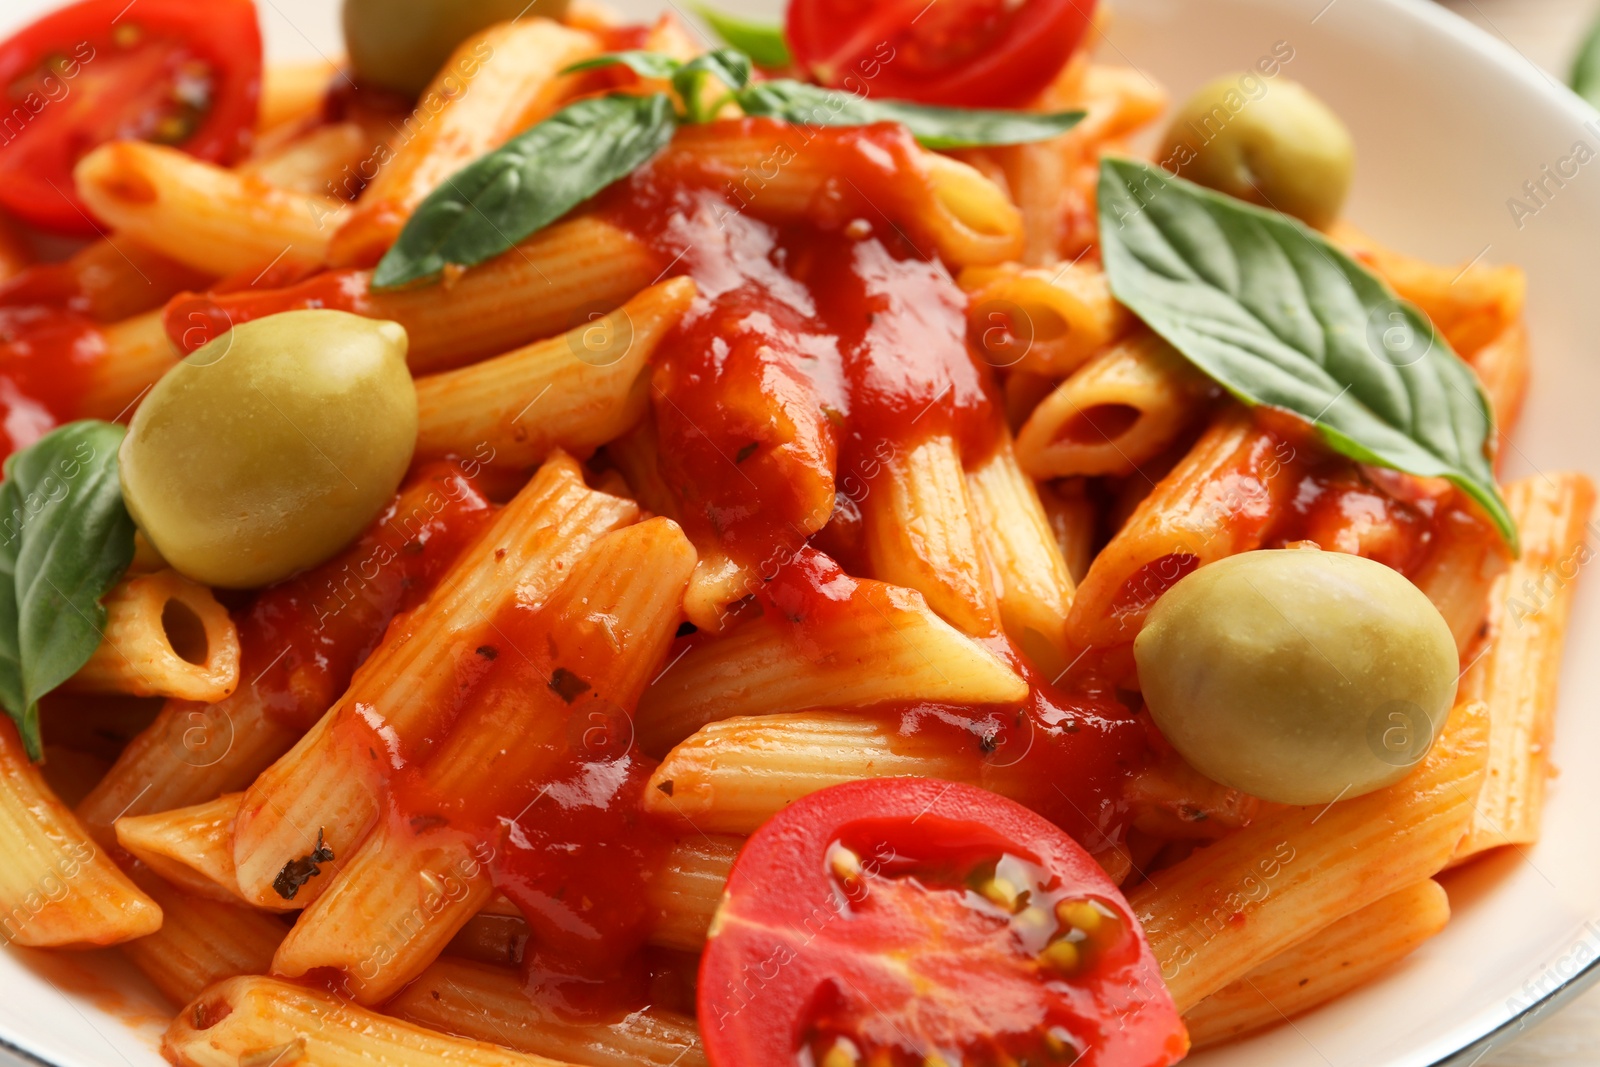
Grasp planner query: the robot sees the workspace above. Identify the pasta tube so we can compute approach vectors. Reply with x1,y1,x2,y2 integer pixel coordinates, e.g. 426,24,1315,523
66,570,240,702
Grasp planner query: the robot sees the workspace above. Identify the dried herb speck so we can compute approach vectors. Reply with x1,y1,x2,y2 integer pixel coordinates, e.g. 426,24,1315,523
548,667,591,703
272,829,335,900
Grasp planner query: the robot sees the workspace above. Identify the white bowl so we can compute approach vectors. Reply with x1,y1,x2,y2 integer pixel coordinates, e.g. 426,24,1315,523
2,0,1597,1064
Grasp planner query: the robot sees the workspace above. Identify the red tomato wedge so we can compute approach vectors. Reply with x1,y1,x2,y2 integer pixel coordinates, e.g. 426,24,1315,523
699,778,1188,1067
785,0,1095,108
0,0,261,235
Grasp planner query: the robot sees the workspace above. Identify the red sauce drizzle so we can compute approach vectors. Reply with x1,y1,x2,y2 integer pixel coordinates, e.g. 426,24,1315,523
600,120,1000,578
243,462,493,732
0,306,101,458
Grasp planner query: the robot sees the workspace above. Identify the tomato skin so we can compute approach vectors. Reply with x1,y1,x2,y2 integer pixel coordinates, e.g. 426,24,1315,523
699,777,1188,1067
786,0,1095,108
0,0,261,235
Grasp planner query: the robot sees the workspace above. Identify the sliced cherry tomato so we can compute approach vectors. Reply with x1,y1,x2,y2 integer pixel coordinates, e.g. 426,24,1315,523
786,0,1094,108
699,777,1188,1067
0,0,261,235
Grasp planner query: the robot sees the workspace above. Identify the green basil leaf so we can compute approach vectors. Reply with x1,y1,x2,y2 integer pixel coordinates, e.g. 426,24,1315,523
563,50,683,80
734,80,1083,149
0,421,137,759
1572,8,1600,109
694,5,793,69
675,48,753,95
373,93,679,289
1097,157,1516,550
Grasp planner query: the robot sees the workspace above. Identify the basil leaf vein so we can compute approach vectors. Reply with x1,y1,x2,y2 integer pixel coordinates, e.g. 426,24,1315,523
372,93,679,290
694,5,793,69
734,80,1083,149
0,420,137,759
1097,157,1516,549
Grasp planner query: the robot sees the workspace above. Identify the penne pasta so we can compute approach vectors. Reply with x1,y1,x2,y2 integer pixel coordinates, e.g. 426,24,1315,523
964,435,1077,670
65,570,240,703
165,976,581,1067
862,432,999,637
1014,332,1213,479
649,120,1024,267
327,19,600,267
0,237,212,323
959,260,1131,376
1064,407,1301,649
119,866,287,1008
1128,700,1488,1012
73,141,348,275
0,719,161,947
76,465,493,842
231,453,637,908
258,60,338,132
1455,473,1596,860
1469,319,1531,447
74,310,180,422
1411,502,1512,658
116,793,247,906
643,712,985,835
271,518,696,1003
415,277,696,466
170,215,660,378
1125,750,1272,842
388,957,708,1067
1036,478,1098,584
645,835,741,952
1183,879,1451,1048
240,122,375,198
635,573,1025,755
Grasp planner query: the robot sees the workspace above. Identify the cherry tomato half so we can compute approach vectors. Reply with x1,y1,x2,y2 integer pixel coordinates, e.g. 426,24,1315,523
699,777,1188,1067
0,0,261,235
786,0,1095,108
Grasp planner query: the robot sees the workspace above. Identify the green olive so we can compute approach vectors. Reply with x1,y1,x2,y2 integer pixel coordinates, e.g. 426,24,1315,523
1159,74,1354,229
343,0,571,97
120,310,417,589
1133,550,1458,805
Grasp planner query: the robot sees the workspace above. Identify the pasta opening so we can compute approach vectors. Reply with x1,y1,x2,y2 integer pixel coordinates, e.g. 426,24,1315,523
925,153,1019,239
1110,553,1201,615
1057,404,1142,445
192,995,233,1031
1018,303,1071,344
161,598,210,666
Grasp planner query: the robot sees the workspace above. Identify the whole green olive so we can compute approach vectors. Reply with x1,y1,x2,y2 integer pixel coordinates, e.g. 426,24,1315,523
1159,74,1354,229
343,0,571,97
120,310,418,589
1133,549,1458,805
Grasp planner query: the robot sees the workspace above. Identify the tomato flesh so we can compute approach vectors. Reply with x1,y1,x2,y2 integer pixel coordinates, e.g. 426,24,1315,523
700,778,1188,1067
786,0,1095,107
0,0,261,235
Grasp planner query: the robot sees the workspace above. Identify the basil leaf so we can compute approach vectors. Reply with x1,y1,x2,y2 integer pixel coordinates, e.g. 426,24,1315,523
675,48,753,95
1097,158,1515,549
673,49,753,124
373,93,679,290
0,421,137,759
1572,8,1600,109
735,80,1084,149
694,5,793,69
563,51,684,81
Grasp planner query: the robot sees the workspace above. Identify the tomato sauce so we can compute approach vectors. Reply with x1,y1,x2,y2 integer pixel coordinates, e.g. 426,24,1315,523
164,269,372,355
599,119,1001,578
0,306,100,458
367,583,670,1018
244,462,492,732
